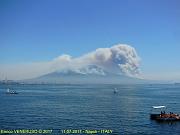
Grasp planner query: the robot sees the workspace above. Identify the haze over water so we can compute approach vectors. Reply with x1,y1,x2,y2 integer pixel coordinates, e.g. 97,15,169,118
0,84,180,134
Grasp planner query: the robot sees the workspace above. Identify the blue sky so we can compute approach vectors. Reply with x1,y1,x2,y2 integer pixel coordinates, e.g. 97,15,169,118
0,0,180,81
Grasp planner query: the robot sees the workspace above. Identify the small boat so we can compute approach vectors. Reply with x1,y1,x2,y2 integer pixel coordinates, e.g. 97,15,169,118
6,88,18,94
150,106,180,121
113,88,118,94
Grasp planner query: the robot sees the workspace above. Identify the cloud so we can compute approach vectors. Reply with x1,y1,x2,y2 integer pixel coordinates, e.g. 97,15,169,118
0,44,141,80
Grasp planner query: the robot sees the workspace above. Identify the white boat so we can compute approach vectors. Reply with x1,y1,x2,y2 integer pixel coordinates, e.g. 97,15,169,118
113,88,118,94
6,88,18,94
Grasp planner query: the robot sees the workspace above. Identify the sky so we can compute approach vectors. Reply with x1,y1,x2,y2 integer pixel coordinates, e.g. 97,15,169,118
0,0,180,81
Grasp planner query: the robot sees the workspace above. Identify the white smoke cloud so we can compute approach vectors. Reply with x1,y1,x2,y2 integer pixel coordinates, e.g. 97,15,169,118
50,44,141,77
0,44,141,80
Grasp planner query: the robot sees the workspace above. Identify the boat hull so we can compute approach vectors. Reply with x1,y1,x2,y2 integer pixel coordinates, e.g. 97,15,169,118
150,114,180,121
6,92,18,94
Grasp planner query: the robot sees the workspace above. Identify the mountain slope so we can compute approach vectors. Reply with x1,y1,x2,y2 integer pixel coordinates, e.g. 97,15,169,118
24,65,150,84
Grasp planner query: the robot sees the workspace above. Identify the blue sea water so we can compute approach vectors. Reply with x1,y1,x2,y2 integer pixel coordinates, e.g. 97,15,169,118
0,84,180,135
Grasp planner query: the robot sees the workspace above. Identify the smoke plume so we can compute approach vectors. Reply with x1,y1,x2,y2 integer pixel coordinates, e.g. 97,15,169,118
51,44,141,77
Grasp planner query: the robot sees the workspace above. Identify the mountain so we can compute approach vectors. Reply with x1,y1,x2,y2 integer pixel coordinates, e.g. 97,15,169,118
24,65,150,84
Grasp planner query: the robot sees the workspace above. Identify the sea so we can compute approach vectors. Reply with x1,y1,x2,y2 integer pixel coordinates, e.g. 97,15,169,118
0,84,180,135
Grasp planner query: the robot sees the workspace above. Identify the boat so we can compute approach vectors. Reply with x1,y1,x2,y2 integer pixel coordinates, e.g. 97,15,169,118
6,88,18,94
150,106,180,121
113,88,118,94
